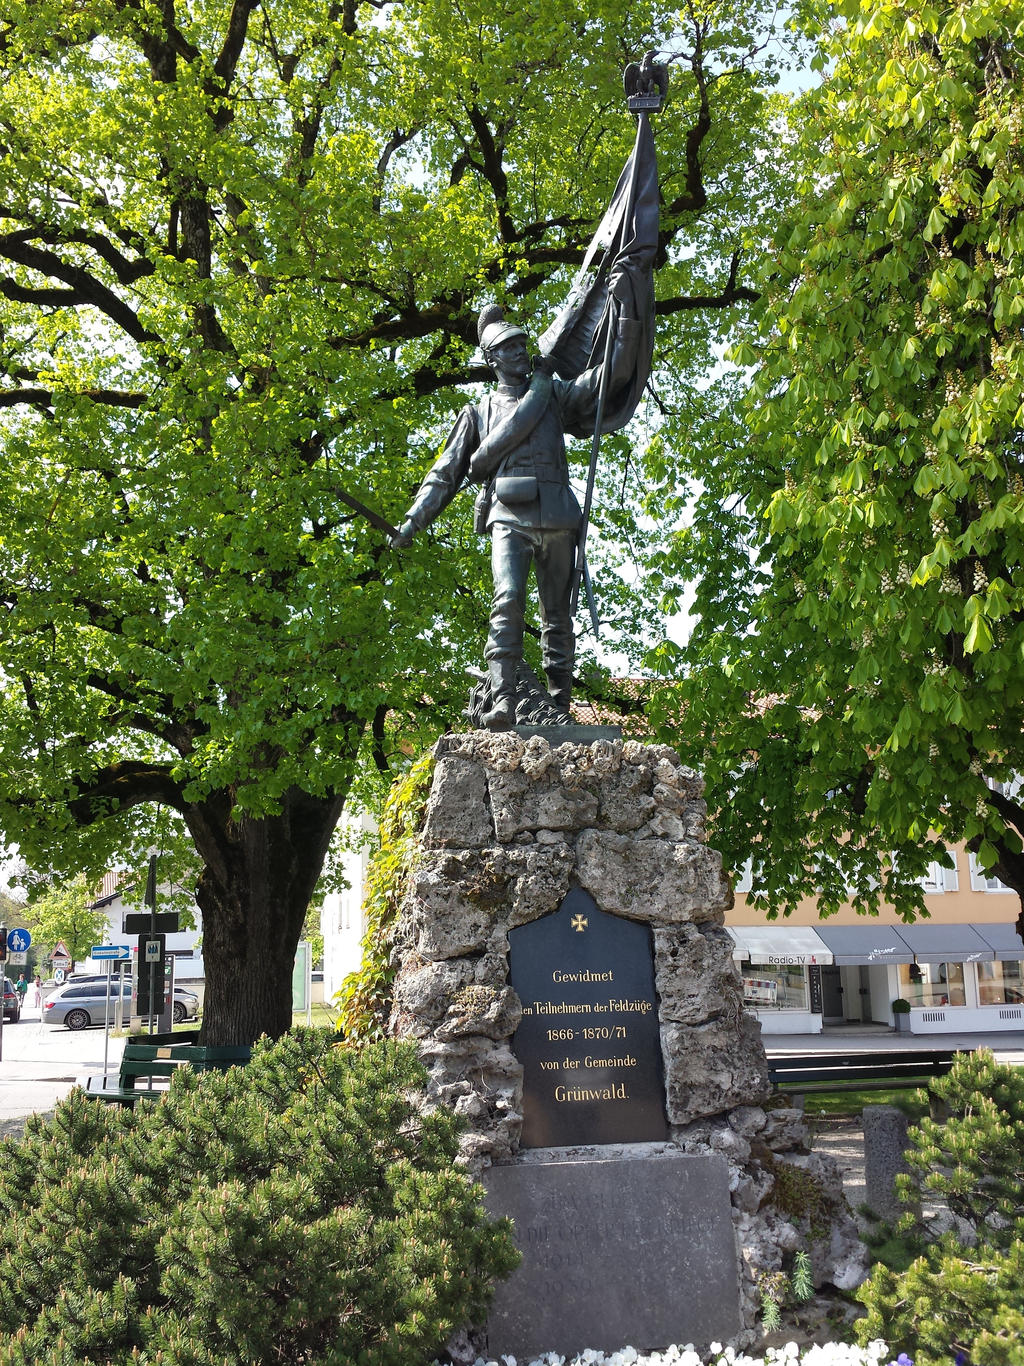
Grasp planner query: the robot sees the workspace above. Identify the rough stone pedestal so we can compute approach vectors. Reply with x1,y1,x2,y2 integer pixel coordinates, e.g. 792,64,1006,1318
387,732,867,1349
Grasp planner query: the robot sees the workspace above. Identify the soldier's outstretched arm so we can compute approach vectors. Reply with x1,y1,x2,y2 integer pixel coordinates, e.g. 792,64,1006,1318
390,405,479,548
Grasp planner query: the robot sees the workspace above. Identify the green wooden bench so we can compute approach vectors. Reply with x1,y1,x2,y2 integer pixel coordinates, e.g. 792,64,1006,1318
82,1036,251,1106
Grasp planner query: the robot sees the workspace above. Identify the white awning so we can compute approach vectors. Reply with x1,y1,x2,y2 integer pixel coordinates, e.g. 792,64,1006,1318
726,926,833,966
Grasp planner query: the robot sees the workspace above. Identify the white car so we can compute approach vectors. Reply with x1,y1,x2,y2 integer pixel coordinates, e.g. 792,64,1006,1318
44,979,200,1030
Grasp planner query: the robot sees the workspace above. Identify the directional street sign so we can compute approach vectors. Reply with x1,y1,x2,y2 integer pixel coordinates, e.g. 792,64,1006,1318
92,944,132,961
7,928,31,953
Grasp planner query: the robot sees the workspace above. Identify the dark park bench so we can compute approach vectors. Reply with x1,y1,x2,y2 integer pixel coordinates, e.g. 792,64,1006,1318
81,1031,251,1106
767,1047,965,1102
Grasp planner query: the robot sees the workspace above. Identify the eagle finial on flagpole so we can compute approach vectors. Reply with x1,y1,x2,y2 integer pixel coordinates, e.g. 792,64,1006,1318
623,51,668,113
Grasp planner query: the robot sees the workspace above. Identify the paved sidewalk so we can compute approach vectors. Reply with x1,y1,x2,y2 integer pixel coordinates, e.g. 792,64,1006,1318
764,1024,1024,1065
0,1002,126,1133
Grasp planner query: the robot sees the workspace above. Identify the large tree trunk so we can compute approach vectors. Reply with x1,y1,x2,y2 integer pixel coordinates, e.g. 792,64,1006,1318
186,788,345,1045
980,791,1024,946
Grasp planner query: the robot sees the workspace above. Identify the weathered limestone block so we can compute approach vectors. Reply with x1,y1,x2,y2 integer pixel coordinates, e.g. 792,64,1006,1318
502,845,576,925
392,959,521,1041
598,763,657,831
418,1036,524,1165
436,729,526,770
392,957,476,1035
488,769,600,839
434,985,522,1042
654,925,741,1025
662,1016,772,1124
422,755,494,847
576,829,729,924
409,848,514,959
549,736,622,785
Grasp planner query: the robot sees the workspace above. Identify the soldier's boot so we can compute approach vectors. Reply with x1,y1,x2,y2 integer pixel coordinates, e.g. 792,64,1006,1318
545,669,573,716
482,660,517,731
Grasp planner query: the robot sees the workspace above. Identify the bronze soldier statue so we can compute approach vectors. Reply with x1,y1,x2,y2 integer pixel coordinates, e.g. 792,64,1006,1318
391,281,648,730
391,62,664,731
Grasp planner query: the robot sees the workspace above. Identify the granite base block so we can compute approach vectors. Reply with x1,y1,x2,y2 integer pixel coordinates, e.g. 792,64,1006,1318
483,1151,740,1360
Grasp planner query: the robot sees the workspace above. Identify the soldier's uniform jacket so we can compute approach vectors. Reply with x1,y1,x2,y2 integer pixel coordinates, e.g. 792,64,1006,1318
402,317,642,537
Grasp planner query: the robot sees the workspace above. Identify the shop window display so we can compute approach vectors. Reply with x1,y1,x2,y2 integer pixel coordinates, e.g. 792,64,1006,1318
977,959,1024,1005
740,961,808,1010
897,961,966,1007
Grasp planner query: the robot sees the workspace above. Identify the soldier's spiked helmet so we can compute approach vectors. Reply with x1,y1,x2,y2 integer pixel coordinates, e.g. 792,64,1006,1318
477,303,528,354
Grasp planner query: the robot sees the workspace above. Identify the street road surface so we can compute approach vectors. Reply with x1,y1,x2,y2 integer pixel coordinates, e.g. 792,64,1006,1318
0,998,127,1122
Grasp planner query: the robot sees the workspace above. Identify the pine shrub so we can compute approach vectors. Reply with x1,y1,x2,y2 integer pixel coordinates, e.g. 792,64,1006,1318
856,1048,1024,1365
855,1235,1024,1366
896,1046,1024,1246
0,1031,519,1365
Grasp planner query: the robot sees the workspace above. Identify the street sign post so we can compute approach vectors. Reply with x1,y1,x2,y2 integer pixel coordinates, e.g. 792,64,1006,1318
92,944,132,961
135,934,167,1018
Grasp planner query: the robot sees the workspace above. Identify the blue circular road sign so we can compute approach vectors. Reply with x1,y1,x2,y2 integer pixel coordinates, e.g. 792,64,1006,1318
7,928,31,953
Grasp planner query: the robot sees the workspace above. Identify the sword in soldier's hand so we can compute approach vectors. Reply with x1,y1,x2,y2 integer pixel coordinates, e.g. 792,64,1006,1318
542,54,667,640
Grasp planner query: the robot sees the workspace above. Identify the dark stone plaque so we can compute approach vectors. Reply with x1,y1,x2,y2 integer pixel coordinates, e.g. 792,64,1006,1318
484,1153,740,1359
509,886,669,1147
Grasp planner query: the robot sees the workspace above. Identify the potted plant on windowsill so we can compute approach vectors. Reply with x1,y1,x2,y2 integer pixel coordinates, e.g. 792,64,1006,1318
891,997,912,1033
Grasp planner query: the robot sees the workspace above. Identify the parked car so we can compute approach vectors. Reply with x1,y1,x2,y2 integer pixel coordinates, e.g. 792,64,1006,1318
43,979,200,1030
2,976,20,1023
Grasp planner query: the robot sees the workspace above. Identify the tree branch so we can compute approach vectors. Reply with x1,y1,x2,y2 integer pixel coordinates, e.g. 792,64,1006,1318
215,0,259,85
465,104,516,243
0,238,158,343
0,386,148,410
67,761,187,824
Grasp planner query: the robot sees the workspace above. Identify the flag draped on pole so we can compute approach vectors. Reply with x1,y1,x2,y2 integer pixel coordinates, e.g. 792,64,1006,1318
538,114,658,440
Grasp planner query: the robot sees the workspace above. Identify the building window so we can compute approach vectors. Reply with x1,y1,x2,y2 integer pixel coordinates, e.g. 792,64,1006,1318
977,960,1024,1005
969,852,1011,893
733,859,753,894
918,855,959,894
740,961,808,1010
897,961,966,1007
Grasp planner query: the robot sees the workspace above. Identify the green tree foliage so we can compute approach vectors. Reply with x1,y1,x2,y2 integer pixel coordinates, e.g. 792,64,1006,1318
0,0,798,1041
856,1049,1024,1366
0,1031,519,1366
21,873,110,968
655,0,1024,920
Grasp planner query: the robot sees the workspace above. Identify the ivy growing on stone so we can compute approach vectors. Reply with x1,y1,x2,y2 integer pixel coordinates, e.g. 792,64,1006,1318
336,753,435,1041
